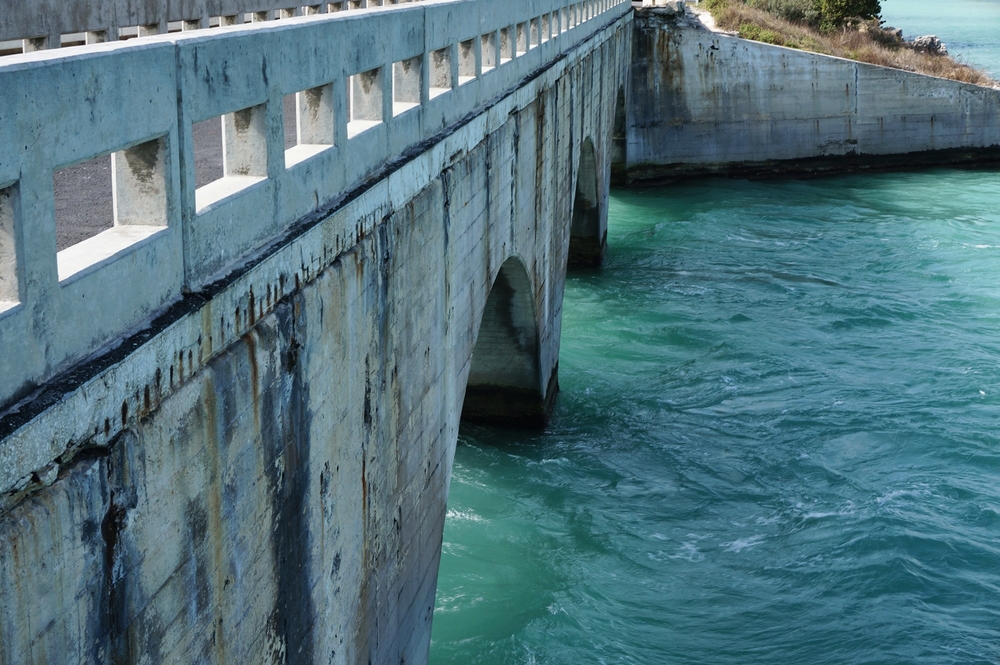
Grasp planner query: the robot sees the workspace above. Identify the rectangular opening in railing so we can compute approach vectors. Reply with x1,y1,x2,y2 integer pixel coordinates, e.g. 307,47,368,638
215,15,244,26
481,32,497,73
0,184,19,313
20,36,49,53
284,84,335,168
55,137,169,283
193,106,268,214
393,57,421,116
349,67,384,138
59,32,105,48
429,47,453,100
54,155,113,254
516,23,528,55
118,24,163,40
458,40,477,86
500,27,514,64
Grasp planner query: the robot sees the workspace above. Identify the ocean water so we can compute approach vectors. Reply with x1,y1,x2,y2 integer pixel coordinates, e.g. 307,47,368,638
431,169,1000,664
880,0,1000,76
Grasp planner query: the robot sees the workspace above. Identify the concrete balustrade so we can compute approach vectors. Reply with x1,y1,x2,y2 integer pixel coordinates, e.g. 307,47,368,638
0,0,425,57
0,40,184,418
0,0,631,425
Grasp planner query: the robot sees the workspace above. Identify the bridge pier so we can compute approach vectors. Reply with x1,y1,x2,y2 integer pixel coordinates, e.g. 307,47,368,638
568,136,607,268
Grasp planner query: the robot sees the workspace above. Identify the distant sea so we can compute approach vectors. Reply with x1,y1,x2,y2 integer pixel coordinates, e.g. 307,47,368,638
881,0,1000,77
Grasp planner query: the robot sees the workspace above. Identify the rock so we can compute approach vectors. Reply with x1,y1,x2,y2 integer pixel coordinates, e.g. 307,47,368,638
912,35,948,56
880,26,903,41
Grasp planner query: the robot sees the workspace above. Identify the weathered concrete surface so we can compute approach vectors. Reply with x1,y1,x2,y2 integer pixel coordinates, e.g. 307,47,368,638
0,6,631,664
0,0,627,443
0,0,425,52
622,12,1000,182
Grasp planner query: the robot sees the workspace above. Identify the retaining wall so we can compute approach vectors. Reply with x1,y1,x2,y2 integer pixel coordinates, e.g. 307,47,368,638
624,13,1000,182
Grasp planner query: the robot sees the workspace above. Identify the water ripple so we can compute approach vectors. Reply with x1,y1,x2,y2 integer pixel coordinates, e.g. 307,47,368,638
433,167,1000,664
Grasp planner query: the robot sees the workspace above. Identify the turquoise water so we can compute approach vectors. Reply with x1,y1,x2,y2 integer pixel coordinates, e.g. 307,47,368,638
430,8,1000,662
431,169,1000,664
880,0,1000,76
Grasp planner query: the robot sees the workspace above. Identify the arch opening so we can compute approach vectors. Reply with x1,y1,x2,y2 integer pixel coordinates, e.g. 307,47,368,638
461,257,552,428
568,137,605,268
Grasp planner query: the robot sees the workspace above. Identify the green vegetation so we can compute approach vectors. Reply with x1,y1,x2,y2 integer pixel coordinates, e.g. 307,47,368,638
818,0,880,27
706,0,879,29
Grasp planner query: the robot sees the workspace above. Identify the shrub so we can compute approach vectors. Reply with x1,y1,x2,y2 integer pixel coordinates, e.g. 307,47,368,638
819,0,880,27
738,0,880,29
738,23,785,45
746,0,821,26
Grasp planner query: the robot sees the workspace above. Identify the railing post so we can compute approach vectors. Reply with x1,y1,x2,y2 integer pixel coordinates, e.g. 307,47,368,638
112,138,169,227
223,107,269,179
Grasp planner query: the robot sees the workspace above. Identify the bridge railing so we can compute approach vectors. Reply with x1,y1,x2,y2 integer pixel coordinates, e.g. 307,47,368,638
0,0,422,56
0,0,631,414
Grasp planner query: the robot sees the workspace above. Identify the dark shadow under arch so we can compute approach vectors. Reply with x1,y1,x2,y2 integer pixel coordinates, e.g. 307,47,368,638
568,137,605,268
461,257,554,428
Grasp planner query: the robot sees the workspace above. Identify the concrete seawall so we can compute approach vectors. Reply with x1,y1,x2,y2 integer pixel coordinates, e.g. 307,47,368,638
623,12,1000,182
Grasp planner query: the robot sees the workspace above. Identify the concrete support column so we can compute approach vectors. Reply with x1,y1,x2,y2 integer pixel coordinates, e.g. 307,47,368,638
21,37,50,53
297,85,335,145
112,137,169,227
223,106,268,178
568,137,605,268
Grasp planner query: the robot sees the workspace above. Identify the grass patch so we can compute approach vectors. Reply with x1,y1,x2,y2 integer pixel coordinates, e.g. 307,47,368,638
702,0,997,87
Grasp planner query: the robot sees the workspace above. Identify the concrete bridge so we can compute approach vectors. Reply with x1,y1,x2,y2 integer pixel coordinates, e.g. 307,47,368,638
5,1,1000,662
0,0,631,662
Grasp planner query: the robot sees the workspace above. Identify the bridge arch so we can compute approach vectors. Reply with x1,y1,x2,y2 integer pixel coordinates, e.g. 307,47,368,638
568,137,605,268
461,256,548,428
